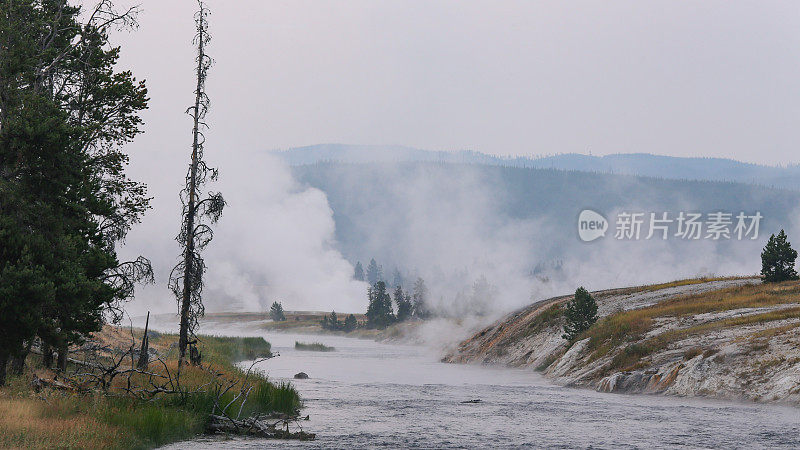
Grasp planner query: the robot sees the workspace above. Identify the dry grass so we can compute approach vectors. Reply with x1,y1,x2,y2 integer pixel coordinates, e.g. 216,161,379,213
259,312,366,332
747,322,800,340
295,342,335,352
580,280,800,372
0,331,300,449
683,347,703,360
640,276,748,292
0,398,126,449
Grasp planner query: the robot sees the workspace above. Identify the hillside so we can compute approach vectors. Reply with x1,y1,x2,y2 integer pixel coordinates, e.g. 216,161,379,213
276,144,800,190
443,278,800,405
289,161,800,276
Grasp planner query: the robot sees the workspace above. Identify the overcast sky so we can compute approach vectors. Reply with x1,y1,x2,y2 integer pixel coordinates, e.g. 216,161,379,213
104,0,800,314
111,0,799,167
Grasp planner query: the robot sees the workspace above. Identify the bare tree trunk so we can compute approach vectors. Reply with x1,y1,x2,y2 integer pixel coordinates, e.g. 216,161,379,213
10,340,32,375
0,350,8,387
172,1,222,369
56,343,68,372
137,312,150,369
42,342,53,368
179,11,204,368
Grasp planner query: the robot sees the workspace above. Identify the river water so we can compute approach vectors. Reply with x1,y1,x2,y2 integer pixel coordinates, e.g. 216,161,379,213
162,329,800,449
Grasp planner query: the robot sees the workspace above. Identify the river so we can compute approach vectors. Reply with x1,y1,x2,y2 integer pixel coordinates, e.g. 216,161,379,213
162,328,800,449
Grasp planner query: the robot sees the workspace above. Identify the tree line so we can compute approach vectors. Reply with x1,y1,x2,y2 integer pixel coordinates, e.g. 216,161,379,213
316,277,431,332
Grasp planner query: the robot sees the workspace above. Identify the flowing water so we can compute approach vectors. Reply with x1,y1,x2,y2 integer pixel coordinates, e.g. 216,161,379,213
162,328,800,449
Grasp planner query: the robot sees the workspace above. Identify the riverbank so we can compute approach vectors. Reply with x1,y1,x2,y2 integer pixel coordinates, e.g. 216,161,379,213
195,310,427,342
163,328,800,449
0,327,304,449
444,277,800,405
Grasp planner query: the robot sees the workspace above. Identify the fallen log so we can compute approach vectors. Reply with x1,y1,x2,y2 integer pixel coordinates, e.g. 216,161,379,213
206,414,315,440
31,374,78,392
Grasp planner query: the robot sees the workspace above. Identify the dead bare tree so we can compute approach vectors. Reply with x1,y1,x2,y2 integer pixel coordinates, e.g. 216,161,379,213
35,332,313,440
169,0,225,368
136,312,150,369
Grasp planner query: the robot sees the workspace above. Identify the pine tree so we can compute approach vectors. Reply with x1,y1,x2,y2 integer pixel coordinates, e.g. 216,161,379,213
392,268,404,288
395,287,413,322
366,258,382,285
270,301,286,321
354,261,365,281
0,0,153,380
366,281,395,329
343,314,358,332
321,311,345,331
761,230,799,283
412,278,431,319
562,287,598,341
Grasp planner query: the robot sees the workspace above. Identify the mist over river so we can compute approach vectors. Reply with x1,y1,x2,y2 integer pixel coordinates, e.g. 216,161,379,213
160,326,800,449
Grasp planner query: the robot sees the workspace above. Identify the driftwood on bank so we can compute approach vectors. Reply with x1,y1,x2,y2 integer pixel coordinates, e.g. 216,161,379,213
206,414,315,440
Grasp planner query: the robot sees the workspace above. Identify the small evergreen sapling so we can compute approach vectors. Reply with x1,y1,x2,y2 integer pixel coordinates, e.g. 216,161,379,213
270,301,286,321
562,287,598,341
761,230,799,283
343,314,358,332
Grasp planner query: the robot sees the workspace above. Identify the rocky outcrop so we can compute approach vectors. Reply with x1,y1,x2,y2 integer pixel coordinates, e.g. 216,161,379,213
444,278,800,405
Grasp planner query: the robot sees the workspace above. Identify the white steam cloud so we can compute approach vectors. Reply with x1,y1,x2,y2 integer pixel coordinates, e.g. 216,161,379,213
120,152,367,316
121,150,796,325
204,152,367,312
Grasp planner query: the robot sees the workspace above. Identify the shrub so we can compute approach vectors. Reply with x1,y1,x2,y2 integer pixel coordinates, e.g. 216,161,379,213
761,230,799,283
562,287,598,341
269,301,286,321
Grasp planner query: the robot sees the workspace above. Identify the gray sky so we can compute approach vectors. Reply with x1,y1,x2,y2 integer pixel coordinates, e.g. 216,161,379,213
112,0,799,166
106,0,800,315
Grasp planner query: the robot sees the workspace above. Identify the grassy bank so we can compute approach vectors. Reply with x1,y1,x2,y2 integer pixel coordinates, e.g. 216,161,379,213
0,329,301,449
295,341,335,352
580,280,800,372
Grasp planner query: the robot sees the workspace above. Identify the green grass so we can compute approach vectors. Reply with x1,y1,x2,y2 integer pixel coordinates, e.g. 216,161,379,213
197,335,272,364
295,341,336,352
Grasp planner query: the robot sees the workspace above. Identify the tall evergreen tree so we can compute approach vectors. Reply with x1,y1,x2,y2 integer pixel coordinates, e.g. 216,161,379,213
366,258,382,286
354,261,365,281
394,285,412,322
343,314,358,332
761,230,799,283
269,301,286,321
562,287,598,341
392,268,404,288
366,281,394,329
321,311,344,331
412,277,431,319
0,0,152,380
170,1,225,367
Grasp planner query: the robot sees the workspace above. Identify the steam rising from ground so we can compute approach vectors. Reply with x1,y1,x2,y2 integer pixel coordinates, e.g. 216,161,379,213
204,153,367,312
122,153,367,315
122,151,795,326
328,163,776,319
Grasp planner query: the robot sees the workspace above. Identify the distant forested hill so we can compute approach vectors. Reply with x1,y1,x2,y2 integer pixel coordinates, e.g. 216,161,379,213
277,144,800,190
290,161,800,275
